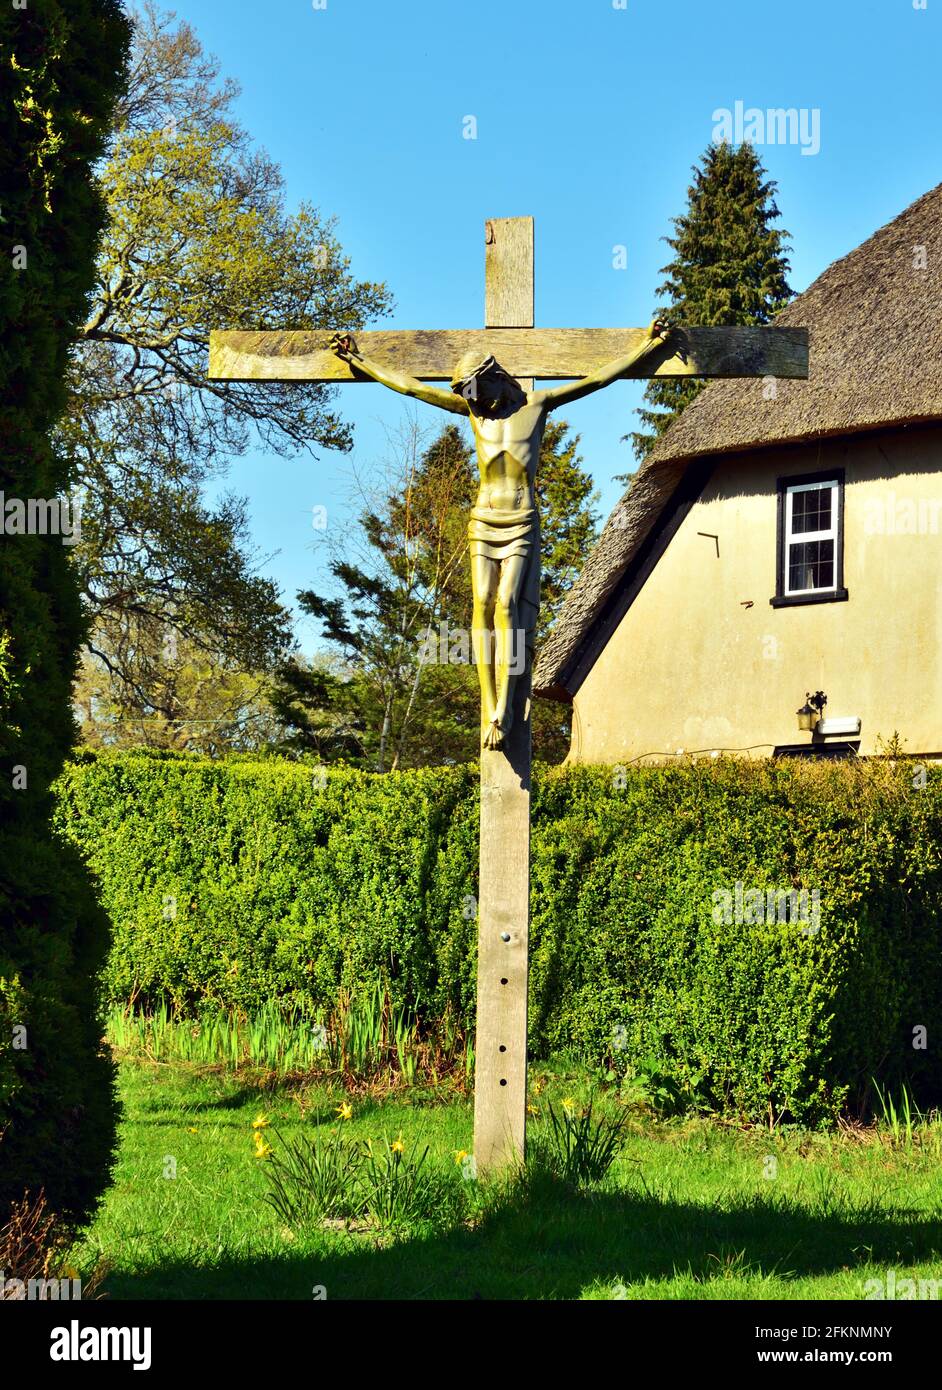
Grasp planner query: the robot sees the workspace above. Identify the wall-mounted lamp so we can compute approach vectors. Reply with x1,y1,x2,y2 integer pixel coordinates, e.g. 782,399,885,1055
797,690,827,733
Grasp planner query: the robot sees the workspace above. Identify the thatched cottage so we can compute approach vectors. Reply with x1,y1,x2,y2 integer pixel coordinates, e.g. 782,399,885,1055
534,183,942,762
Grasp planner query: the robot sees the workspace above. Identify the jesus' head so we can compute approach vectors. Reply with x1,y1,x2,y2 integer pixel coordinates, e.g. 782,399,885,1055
450,353,522,413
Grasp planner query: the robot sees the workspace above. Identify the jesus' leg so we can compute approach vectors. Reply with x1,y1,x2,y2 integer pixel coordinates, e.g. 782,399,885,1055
471,553,499,740
488,554,527,748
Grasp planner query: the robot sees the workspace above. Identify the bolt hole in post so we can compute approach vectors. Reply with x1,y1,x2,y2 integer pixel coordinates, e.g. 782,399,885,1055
499,1045,506,1053
500,932,511,942
500,978,508,985
500,1079,507,1086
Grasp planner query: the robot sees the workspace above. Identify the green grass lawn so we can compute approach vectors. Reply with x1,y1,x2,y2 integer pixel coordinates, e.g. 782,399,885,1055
73,1060,942,1301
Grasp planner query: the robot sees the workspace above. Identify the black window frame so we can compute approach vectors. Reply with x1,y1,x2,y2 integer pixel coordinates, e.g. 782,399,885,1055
771,467,848,608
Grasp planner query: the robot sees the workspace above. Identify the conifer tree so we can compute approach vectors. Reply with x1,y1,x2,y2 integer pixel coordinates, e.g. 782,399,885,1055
1,0,131,1226
628,142,793,467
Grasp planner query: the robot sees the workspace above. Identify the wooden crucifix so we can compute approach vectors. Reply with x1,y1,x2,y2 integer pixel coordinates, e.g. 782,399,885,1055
209,216,808,1173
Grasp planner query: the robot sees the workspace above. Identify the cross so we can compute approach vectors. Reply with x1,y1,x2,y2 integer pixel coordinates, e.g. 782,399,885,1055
209,217,808,1173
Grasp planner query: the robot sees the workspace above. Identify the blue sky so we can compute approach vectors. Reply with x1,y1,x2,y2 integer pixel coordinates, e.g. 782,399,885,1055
181,0,942,654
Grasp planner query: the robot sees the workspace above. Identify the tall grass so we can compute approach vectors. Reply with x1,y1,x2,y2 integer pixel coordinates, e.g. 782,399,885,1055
106,987,472,1089
529,1098,631,1185
264,1129,364,1224
263,1129,464,1234
106,1001,327,1075
873,1080,918,1146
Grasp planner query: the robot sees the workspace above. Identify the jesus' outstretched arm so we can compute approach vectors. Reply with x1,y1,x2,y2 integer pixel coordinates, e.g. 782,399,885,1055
534,318,682,410
330,333,470,416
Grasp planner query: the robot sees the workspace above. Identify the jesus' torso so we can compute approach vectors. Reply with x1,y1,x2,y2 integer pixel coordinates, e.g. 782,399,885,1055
468,398,546,512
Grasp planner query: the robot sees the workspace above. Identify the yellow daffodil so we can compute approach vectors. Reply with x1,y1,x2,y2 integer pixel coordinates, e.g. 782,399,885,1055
187,1126,198,1134
391,1136,405,1154
454,1148,469,1166
254,1140,272,1159
336,1101,353,1121
526,1104,539,1116
252,1114,270,1130
561,1096,575,1111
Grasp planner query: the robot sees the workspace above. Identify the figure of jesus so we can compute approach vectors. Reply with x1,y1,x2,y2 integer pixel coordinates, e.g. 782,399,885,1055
331,321,677,750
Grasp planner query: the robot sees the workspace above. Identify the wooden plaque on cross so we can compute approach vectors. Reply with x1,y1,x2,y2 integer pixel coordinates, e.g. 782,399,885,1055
209,216,809,1173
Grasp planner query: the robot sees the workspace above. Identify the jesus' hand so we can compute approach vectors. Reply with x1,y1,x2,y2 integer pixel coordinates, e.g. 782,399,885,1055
329,331,361,362
647,318,687,364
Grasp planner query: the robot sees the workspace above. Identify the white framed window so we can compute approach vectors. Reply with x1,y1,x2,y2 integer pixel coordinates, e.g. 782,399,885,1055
773,470,847,607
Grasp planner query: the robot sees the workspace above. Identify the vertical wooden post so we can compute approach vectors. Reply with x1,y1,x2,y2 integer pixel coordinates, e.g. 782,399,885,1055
473,217,535,1173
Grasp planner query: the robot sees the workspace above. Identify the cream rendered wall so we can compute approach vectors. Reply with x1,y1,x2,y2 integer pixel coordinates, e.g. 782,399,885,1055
570,428,942,763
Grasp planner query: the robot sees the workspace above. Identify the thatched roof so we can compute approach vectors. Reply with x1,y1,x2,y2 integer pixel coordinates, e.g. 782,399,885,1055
534,180,942,700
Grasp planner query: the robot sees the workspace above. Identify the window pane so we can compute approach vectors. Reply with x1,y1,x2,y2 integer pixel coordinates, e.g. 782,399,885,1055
791,486,832,534
788,538,834,592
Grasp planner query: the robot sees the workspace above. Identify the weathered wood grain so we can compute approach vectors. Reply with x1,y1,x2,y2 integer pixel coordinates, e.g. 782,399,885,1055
474,672,531,1172
209,325,809,383
485,217,534,329
474,217,533,1174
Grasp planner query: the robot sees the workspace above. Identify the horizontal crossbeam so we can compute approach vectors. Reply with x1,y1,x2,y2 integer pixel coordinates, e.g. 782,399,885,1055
209,326,809,383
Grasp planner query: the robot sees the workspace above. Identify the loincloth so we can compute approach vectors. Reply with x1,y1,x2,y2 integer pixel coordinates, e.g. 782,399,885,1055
468,505,537,561
468,505,541,664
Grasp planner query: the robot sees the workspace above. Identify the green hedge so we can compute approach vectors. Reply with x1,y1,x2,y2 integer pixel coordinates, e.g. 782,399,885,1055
54,749,942,1125
1,0,130,1226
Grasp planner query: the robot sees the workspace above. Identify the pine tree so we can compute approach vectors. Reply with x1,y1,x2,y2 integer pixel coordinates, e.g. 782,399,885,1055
627,142,793,468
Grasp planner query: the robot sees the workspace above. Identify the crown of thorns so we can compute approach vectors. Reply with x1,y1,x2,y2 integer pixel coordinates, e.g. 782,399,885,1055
450,353,510,394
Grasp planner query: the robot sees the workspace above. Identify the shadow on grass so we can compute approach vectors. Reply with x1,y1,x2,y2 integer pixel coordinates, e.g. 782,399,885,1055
102,1172,942,1301
187,1087,269,1112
